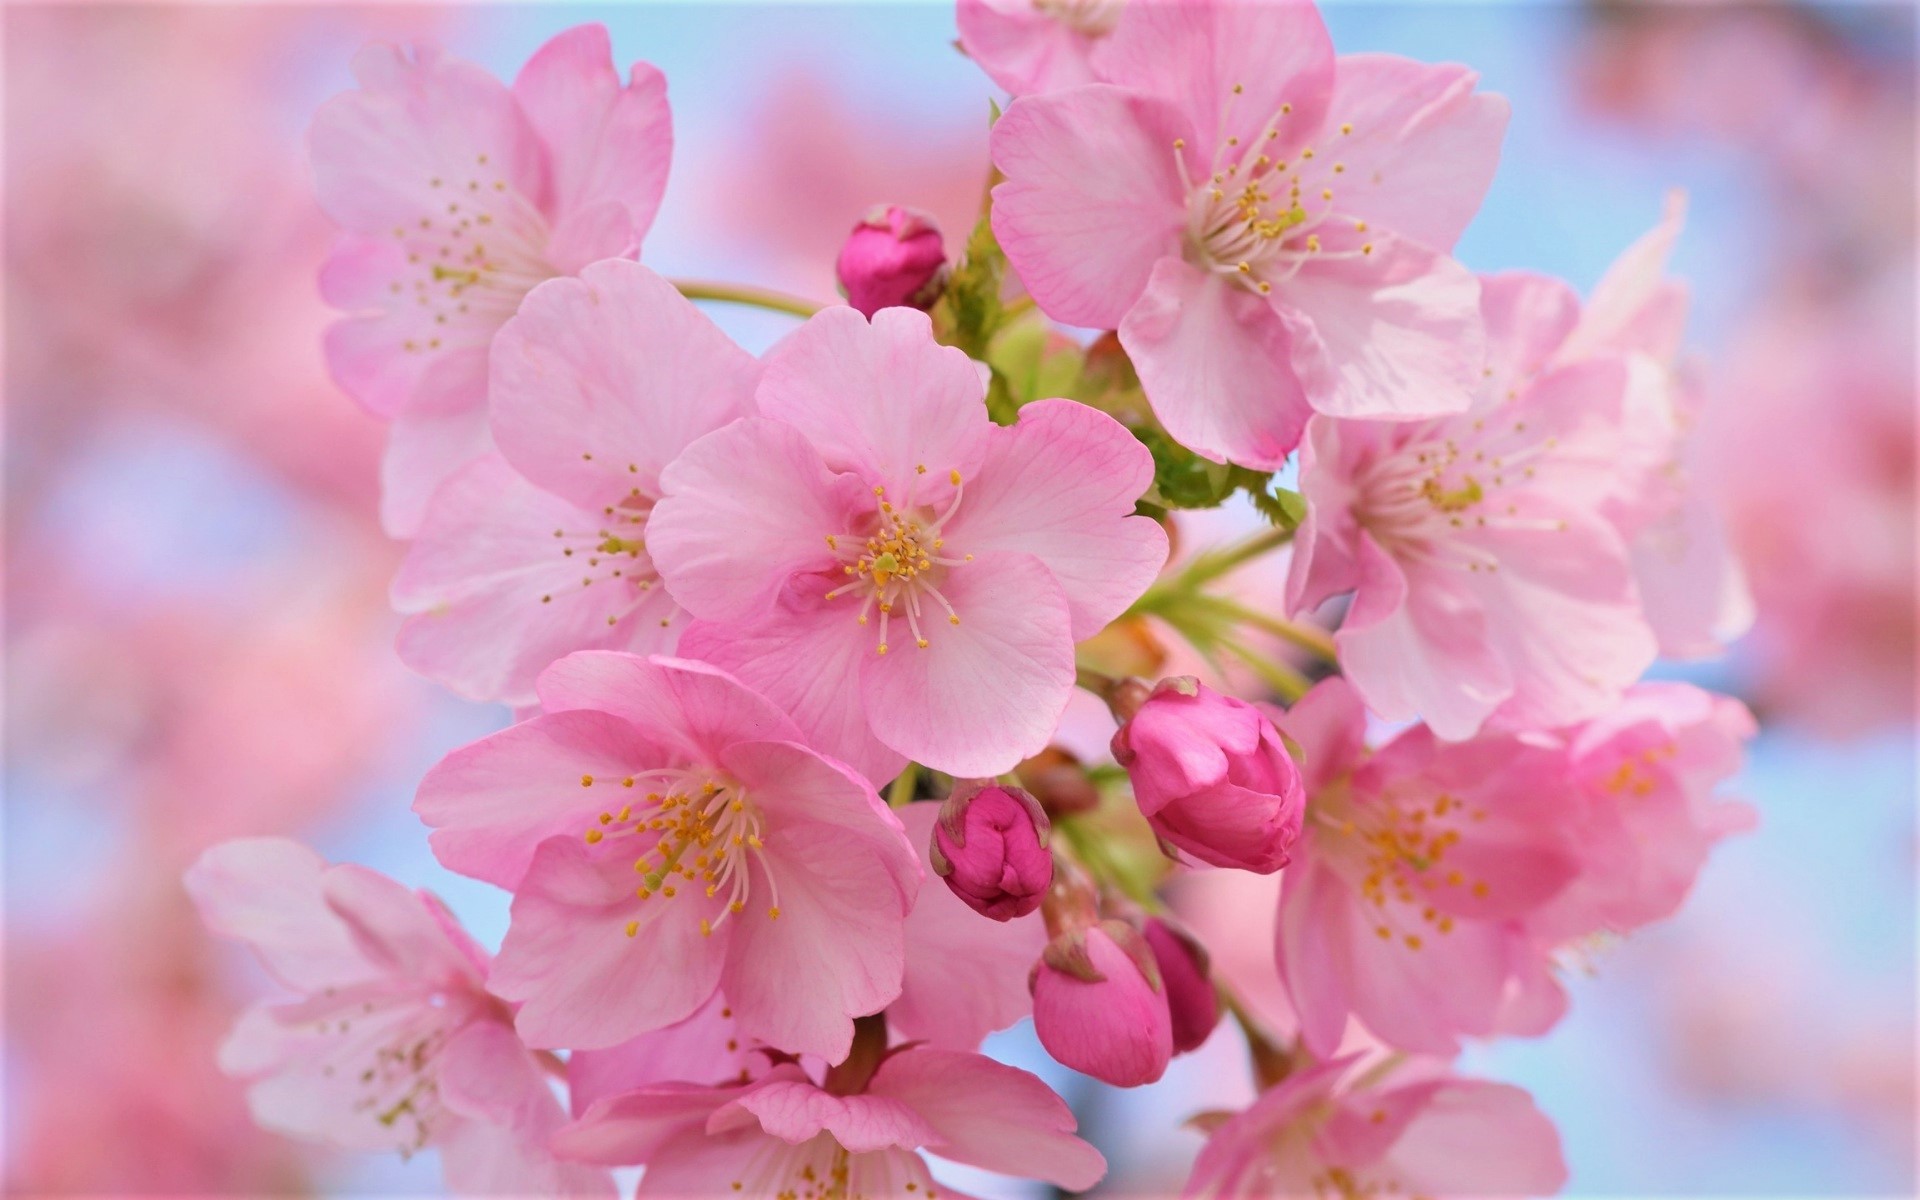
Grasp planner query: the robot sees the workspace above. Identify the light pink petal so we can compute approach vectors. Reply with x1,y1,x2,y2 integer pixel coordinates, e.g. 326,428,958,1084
1094,0,1335,166
723,741,918,898
544,197,643,276
957,0,1105,95
1562,190,1688,363
719,752,917,1060
438,1021,619,1198
1275,857,1359,1057
1120,257,1311,469
648,416,864,623
1380,1079,1568,1196
380,401,496,539
320,864,481,986
394,456,679,706
492,835,727,1050
889,804,1045,1050
1273,677,1370,792
534,652,807,763
554,1077,752,1166
756,307,992,490
1285,416,1371,614
861,552,1076,778
678,611,905,787
724,1083,934,1153
943,398,1166,636
490,261,760,510
184,838,375,993
567,994,755,1116
1478,271,1583,400
1278,234,1484,421
512,25,671,247
1630,486,1755,658
1336,534,1512,741
415,710,668,889
1318,53,1508,252
869,1047,1107,1191
989,86,1191,330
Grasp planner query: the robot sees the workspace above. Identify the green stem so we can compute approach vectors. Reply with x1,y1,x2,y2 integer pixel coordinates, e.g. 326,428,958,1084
1186,525,1295,588
886,762,921,809
1221,638,1310,703
672,279,826,319
1218,600,1339,663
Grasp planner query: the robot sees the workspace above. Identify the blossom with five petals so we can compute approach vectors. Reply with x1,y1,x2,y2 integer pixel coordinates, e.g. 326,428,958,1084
311,24,672,533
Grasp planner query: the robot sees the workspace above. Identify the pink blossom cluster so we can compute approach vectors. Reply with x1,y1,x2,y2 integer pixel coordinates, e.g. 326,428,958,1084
191,4,1762,1195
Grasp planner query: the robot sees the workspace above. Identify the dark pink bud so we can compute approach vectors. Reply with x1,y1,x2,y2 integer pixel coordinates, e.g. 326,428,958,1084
1142,916,1220,1055
1030,920,1173,1087
835,205,948,317
1111,677,1306,874
929,784,1052,920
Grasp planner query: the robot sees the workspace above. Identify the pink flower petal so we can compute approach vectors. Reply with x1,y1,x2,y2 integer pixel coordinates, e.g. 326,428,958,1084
534,652,808,764
379,401,495,538
183,838,377,994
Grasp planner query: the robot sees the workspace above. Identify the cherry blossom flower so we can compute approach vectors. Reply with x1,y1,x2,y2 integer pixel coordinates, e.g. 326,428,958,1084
958,0,1123,96
413,652,920,1059
183,838,612,1196
1272,679,1581,1056
1186,1055,1566,1198
311,24,672,533
552,1043,1106,1196
647,305,1167,781
391,261,759,706
1287,272,1660,741
989,0,1507,467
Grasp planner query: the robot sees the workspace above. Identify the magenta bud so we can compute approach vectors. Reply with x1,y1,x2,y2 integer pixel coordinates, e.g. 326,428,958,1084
929,784,1052,921
1111,677,1306,874
1030,920,1173,1087
1142,916,1220,1055
835,205,948,317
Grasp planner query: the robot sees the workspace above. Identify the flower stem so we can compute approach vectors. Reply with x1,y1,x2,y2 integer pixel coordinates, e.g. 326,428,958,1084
1218,600,1339,663
671,279,827,319
886,762,921,809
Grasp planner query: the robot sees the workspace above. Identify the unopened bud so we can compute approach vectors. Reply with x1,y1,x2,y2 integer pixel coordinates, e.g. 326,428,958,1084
929,783,1052,920
1030,919,1173,1087
835,205,948,317
1111,677,1306,874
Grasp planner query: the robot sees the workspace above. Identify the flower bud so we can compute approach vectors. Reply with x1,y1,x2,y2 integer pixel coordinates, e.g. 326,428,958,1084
1030,919,1172,1087
835,205,948,317
929,784,1052,920
1141,916,1220,1055
1111,677,1305,874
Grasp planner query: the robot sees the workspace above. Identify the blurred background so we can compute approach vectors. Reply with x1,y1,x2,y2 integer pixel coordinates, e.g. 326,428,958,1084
3,2,1913,1195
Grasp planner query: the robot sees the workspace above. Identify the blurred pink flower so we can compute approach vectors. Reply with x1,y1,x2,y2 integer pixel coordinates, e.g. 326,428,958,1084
1186,1055,1567,1198
990,0,1506,466
185,838,612,1196
392,261,759,706
415,652,919,1058
649,306,1165,781
311,24,672,533
553,1046,1106,1194
1273,678,1580,1056
1288,275,1658,740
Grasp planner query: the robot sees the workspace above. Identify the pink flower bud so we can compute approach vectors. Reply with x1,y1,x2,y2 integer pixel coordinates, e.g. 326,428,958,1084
1142,916,1220,1055
1111,677,1306,874
835,205,948,317
929,784,1052,920
1030,920,1173,1087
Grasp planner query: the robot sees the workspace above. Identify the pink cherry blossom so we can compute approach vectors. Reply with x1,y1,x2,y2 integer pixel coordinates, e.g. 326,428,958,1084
552,1045,1106,1195
1111,676,1306,873
183,838,612,1197
647,305,1167,781
1272,679,1581,1056
1541,195,1754,658
958,0,1122,96
391,261,759,706
1528,682,1756,944
1287,273,1660,741
893,801,1048,1050
989,0,1508,467
413,652,920,1059
1186,1055,1567,1198
311,24,672,534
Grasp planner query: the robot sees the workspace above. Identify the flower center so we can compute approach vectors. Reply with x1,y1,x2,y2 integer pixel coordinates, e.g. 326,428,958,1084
1171,91,1373,295
541,488,670,630
822,468,973,655
1034,0,1125,37
1310,782,1491,952
579,767,779,936
392,152,557,353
